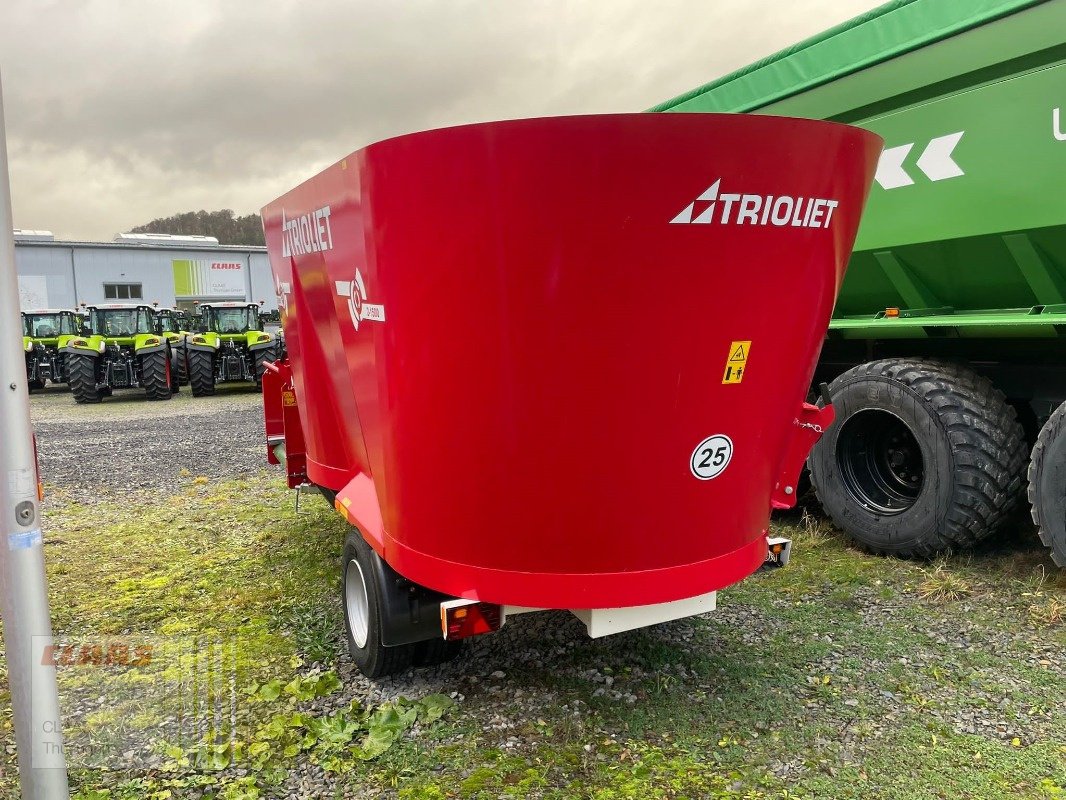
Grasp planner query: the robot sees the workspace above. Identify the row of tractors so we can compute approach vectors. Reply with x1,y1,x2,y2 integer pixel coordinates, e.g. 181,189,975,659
21,302,281,403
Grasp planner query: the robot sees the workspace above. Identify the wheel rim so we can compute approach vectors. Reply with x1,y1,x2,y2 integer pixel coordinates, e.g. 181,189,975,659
344,559,370,649
836,409,924,515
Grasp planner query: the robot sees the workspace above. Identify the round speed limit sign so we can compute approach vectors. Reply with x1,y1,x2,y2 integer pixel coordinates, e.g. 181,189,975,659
690,434,733,480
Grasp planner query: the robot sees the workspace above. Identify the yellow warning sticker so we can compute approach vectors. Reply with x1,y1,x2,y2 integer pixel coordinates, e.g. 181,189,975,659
722,340,751,385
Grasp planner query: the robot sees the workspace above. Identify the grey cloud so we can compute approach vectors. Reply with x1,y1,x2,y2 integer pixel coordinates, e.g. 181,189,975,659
2,0,882,239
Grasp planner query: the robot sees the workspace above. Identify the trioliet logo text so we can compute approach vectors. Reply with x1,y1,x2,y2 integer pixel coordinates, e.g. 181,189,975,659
671,179,839,228
282,205,334,257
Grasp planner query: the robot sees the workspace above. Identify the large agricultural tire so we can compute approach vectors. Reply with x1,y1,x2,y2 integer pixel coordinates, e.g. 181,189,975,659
1028,402,1066,568
187,349,216,397
808,358,1027,558
140,349,173,401
170,347,187,392
253,346,277,391
342,530,414,678
27,378,45,392
67,353,104,404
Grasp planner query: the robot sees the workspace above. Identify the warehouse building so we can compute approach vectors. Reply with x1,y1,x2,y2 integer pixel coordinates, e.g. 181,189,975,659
13,230,277,312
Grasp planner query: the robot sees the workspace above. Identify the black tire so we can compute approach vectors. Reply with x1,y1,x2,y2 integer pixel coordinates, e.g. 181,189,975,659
412,638,463,667
342,530,414,678
1028,402,1066,568
68,353,104,404
168,347,184,393
808,358,1027,558
27,378,45,392
176,346,189,386
140,349,172,401
187,349,216,397
253,346,276,390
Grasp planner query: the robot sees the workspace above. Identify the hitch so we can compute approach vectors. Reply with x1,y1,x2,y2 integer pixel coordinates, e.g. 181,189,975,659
771,385,835,510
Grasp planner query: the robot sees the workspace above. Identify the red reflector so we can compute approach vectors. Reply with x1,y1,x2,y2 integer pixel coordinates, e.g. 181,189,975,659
441,600,502,640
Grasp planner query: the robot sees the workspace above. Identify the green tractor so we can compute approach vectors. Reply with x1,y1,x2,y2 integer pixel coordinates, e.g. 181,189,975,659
154,306,193,387
21,309,86,391
185,302,277,396
63,304,176,403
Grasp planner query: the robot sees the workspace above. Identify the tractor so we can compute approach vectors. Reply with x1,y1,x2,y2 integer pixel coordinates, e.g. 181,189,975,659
185,302,277,396
63,304,176,403
154,306,193,387
21,309,85,391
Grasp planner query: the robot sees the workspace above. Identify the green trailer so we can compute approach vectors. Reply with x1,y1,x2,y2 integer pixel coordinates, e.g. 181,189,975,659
654,0,1066,565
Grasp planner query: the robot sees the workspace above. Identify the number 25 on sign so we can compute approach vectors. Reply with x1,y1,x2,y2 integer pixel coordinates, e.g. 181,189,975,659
722,340,750,385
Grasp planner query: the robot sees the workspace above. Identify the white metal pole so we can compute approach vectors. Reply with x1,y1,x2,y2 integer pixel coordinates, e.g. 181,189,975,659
0,71,71,799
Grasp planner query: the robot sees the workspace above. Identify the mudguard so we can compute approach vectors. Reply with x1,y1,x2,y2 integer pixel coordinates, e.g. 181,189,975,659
133,333,167,356
246,330,276,352
186,332,220,352
62,336,105,356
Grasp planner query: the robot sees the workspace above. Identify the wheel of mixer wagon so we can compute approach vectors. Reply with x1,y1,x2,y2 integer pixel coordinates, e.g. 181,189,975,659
1028,401,1066,568
253,346,276,391
140,349,172,401
187,348,216,397
808,358,1027,558
342,530,415,678
67,353,104,404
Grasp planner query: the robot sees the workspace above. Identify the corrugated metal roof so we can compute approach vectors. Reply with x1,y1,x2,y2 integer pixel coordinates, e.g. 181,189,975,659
649,0,1048,113
14,238,265,253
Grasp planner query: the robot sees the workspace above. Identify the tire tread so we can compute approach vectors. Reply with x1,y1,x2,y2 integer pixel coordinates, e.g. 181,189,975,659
1027,402,1066,568
809,358,1027,558
68,353,103,404
188,349,216,397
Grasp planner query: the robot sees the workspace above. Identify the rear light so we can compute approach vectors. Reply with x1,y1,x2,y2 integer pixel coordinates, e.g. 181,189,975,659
885,307,900,318
441,599,502,640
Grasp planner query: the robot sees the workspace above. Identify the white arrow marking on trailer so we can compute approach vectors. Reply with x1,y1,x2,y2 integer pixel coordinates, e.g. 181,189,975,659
915,131,965,182
874,143,915,190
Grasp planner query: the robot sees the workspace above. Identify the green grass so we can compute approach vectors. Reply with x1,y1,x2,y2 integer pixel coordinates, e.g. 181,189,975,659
0,482,1062,799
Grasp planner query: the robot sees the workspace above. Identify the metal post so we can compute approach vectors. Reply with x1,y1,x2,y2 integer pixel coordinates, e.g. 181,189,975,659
0,72,71,799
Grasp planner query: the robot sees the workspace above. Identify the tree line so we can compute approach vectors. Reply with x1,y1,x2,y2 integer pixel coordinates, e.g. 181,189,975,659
130,209,264,246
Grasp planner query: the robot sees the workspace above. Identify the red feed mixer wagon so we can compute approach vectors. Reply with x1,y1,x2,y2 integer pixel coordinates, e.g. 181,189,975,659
261,114,881,677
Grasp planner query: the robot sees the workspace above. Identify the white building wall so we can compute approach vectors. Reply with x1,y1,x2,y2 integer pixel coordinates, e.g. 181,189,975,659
14,242,278,312
13,246,77,309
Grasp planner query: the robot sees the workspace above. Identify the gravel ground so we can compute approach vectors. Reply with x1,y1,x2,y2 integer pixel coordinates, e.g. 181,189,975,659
30,384,266,504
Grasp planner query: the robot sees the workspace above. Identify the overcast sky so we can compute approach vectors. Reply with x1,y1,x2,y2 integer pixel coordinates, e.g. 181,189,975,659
2,0,883,241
